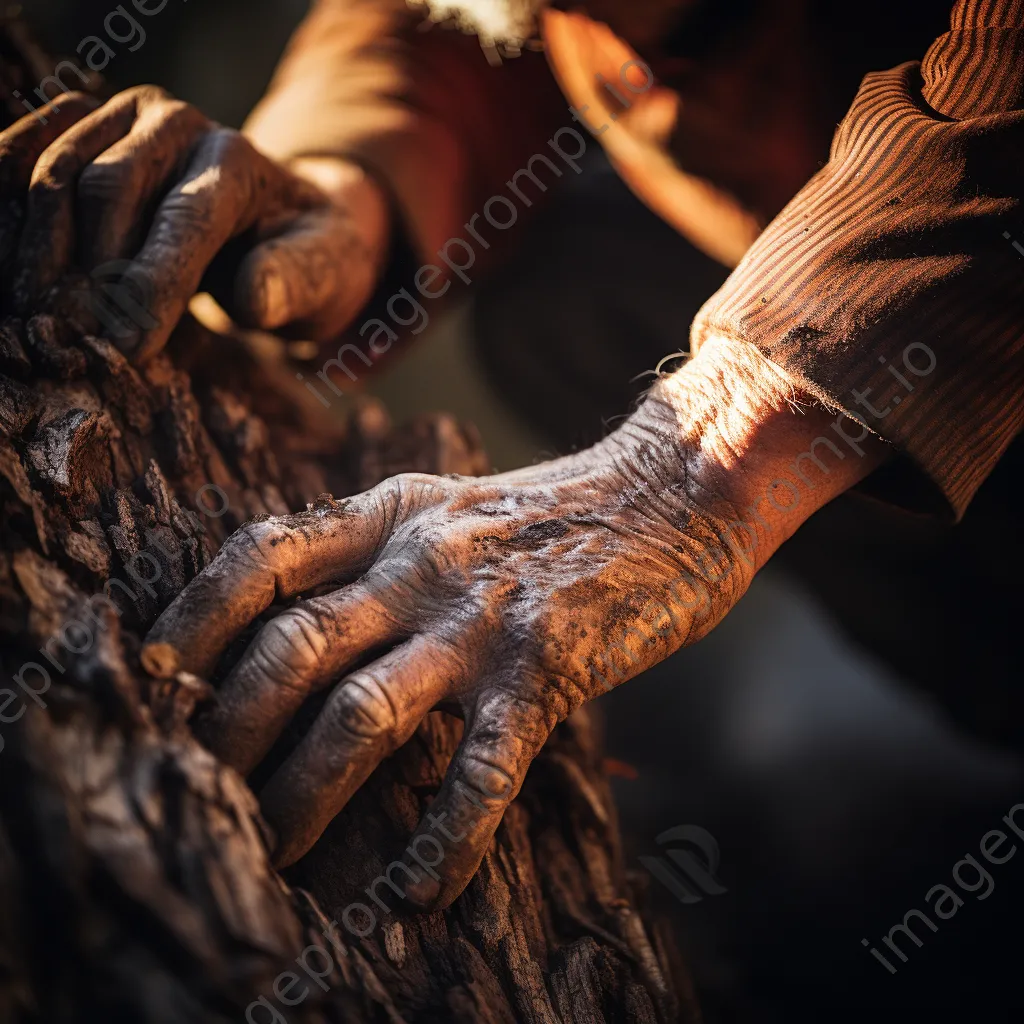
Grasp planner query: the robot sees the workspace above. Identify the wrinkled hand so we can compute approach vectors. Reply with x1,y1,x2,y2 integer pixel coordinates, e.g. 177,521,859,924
143,409,752,908
1,87,388,359
143,337,886,908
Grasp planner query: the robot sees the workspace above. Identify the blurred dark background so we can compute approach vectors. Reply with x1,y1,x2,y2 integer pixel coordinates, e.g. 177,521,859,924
14,0,1024,1018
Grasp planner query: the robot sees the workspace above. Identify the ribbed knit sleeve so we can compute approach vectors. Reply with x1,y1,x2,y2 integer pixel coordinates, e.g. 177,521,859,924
690,0,1024,519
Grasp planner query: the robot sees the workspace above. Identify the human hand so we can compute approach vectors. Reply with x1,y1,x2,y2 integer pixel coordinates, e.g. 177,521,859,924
143,337,886,908
1,86,388,360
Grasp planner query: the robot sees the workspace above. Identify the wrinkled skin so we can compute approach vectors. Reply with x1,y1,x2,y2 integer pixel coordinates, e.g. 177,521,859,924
2,87,886,911
144,336,883,909
2,87,387,360
143,396,747,908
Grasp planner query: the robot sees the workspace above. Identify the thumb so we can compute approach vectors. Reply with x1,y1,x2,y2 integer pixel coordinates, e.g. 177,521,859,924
229,206,384,340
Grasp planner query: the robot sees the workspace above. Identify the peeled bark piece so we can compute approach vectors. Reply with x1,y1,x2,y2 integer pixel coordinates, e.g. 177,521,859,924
81,333,155,434
62,519,111,575
0,14,699,1024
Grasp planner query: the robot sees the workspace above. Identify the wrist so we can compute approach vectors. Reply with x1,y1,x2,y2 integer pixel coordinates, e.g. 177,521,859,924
618,334,891,569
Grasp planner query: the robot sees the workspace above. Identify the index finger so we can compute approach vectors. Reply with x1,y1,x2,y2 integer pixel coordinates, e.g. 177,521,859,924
142,493,388,679
119,128,322,361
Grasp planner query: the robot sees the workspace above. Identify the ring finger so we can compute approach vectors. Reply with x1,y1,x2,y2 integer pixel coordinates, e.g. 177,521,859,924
260,633,470,867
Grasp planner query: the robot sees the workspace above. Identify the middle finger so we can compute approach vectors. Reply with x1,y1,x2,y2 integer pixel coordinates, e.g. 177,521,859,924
195,579,410,775
122,128,322,361
260,632,469,868
76,92,209,270
143,494,392,680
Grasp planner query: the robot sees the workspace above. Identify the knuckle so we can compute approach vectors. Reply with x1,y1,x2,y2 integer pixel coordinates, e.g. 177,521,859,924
457,754,516,807
373,475,404,515
532,667,588,720
328,676,397,744
364,478,406,555
380,473,449,515
393,472,446,494
165,104,210,141
136,96,209,140
160,98,203,124
431,632,470,677
31,148,78,191
255,608,327,683
77,159,129,202
232,518,292,569
125,84,173,107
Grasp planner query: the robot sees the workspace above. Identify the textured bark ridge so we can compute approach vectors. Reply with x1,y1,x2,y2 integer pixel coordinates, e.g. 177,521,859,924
0,19,698,1024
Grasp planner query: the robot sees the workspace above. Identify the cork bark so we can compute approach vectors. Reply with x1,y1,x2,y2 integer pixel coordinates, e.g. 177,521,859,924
0,18,699,1023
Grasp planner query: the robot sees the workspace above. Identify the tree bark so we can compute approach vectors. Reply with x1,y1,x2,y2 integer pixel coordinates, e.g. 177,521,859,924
0,21,699,1023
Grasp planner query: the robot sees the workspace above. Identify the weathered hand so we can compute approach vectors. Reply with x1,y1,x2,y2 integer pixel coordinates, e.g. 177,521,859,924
3,86,388,360
143,338,887,908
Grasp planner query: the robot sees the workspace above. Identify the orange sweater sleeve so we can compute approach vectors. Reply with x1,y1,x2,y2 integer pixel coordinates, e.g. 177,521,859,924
691,0,1024,519
243,0,566,270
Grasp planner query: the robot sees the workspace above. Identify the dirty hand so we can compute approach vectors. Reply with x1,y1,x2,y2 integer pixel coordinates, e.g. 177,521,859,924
1,87,388,360
143,337,885,908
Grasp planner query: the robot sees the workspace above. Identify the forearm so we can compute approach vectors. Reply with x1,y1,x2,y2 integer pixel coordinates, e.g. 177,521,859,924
666,336,886,548
496,333,888,633
613,336,890,575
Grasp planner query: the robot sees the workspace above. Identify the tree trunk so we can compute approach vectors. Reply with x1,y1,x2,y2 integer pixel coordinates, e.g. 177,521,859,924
0,21,699,1023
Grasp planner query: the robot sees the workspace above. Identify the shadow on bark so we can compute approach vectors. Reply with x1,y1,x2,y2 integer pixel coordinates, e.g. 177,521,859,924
0,19,699,1023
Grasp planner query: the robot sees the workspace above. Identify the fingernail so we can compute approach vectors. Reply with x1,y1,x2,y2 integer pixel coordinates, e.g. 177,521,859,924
141,641,180,678
256,269,289,329
400,869,441,911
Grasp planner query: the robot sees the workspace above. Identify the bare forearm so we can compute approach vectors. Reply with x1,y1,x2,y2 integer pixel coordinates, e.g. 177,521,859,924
618,335,891,573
